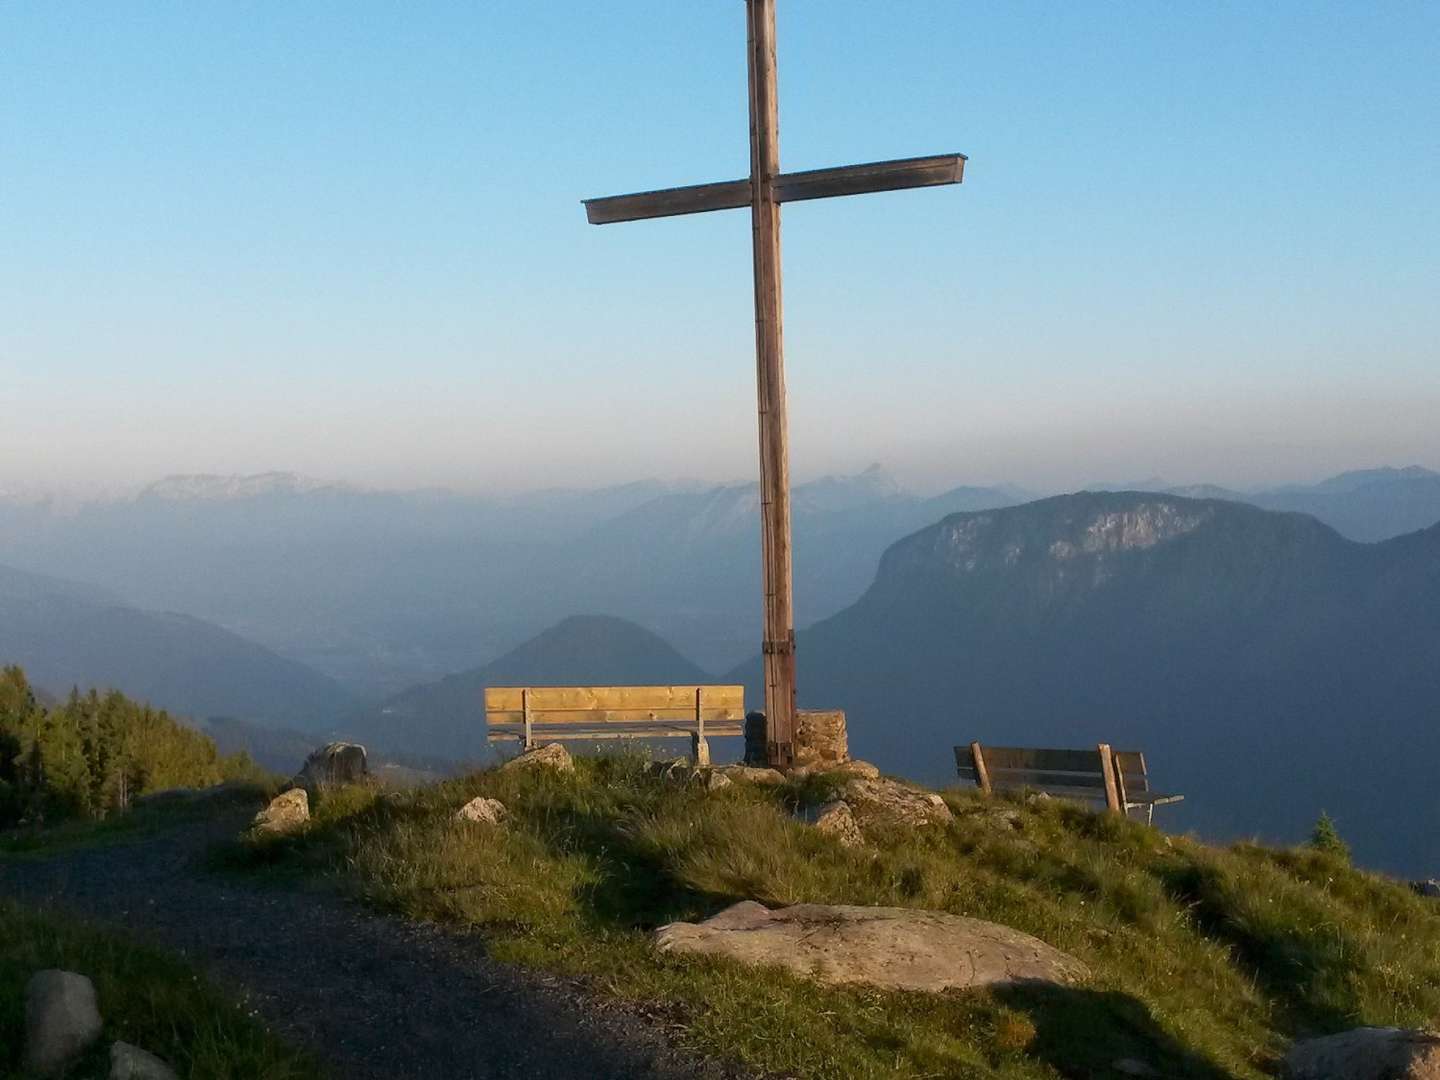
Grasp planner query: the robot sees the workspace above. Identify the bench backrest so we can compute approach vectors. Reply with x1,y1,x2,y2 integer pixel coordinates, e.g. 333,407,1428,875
485,685,745,743
1112,750,1153,806
955,744,1109,798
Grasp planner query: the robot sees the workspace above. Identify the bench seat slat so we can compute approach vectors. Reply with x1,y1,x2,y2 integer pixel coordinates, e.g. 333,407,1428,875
487,707,745,725
1121,792,1184,806
488,721,745,742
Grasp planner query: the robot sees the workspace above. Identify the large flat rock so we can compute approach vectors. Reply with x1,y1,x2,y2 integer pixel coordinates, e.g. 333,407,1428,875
1286,1027,1440,1079
653,900,1088,993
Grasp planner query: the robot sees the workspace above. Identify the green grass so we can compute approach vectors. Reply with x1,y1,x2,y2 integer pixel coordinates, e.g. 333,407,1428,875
0,898,319,1080
0,781,275,860
226,754,1440,1080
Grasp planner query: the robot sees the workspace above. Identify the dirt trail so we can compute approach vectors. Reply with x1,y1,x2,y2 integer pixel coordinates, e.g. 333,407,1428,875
0,816,742,1080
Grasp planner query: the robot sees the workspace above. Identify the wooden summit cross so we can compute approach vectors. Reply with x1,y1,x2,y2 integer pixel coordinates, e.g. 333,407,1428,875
583,1,965,768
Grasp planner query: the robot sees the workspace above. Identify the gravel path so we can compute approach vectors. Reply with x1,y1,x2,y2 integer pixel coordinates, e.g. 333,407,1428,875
0,815,745,1080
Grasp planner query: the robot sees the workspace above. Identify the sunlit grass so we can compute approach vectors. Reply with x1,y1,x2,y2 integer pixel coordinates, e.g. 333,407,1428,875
225,753,1440,1079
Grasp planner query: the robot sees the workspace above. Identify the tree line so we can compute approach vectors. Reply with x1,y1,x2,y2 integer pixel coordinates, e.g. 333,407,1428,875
0,665,262,827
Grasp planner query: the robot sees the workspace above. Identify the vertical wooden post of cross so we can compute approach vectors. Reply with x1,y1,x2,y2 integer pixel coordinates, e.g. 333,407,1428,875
747,0,796,768
581,2,966,771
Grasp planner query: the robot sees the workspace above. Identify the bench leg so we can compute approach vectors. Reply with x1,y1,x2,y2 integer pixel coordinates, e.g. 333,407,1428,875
691,731,711,767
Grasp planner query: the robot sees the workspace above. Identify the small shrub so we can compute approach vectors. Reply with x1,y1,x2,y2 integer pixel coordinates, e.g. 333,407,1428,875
1309,811,1351,862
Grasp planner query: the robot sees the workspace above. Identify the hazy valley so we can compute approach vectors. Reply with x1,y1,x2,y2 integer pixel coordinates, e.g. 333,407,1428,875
3,465,1439,872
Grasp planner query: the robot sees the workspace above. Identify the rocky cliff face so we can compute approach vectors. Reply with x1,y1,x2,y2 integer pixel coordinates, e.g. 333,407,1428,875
732,492,1440,876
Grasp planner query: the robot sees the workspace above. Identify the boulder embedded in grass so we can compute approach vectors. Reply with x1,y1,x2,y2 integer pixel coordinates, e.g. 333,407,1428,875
1285,1027,1440,1079
25,970,103,1077
454,797,508,825
110,1041,179,1080
719,764,786,786
293,742,369,790
500,742,574,775
809,799,863,847
251,788,309,836
654,901,1088,993
843,777,954,828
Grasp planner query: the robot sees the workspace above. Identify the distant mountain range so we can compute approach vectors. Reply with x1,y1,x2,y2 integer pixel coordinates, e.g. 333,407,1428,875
1093,466,1440,542
0,562,353,729
728,491,1440,876
0,466,1022,691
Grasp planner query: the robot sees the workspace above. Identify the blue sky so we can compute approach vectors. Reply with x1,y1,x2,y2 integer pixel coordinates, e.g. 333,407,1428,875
2,1,1436,494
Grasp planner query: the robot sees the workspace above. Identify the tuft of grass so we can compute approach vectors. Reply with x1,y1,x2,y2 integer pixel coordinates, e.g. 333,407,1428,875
222,754,1440,1080
0,898,319,1080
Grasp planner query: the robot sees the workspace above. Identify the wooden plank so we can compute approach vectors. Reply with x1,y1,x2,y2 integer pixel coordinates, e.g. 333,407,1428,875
582,155,966,226
986,769,1109,790
489,722,748,743
485,686,744,714
981,747,1104,773
487,707,747,725
488,721,745,743
775,154,965,204
748,0,796,768
988,783,1120,802
1097,743,1122,814
1120,792,1185,806
583,178,751,225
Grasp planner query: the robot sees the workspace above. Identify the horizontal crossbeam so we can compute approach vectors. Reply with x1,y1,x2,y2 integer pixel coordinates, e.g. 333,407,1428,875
582,153,966,225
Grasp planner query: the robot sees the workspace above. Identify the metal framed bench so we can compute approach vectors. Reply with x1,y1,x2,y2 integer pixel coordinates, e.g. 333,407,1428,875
485,685,745,759
955,742,1184,824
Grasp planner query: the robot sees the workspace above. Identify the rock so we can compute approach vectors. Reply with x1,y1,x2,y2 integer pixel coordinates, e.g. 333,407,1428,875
293,742,369,789
25,970,103,1076
654,901,1088,993
454,796,507,825
843,777,954,828
250,788,309,835
719,764,787,786
648,757,692,781
1285,1027,1440,1079
499,742,574,775
792,709,849,769
810,800,863,847
1413,880,1440,899
790,758,882,782
1113,1059,1158,1077
648,760,732,792
110,1041,179,1080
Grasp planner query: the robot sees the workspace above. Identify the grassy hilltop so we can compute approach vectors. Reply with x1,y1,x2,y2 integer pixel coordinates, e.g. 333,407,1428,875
233,755,1440,1080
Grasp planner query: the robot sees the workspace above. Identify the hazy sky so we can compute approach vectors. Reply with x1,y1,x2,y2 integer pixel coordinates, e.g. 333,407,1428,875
3,1,1437,495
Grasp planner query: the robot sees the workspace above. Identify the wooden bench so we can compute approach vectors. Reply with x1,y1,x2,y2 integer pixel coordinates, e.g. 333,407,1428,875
955,742,1184,824
485,685,745,758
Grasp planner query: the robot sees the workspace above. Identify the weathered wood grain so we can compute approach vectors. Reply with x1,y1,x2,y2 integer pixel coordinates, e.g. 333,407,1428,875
582,155,966,225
